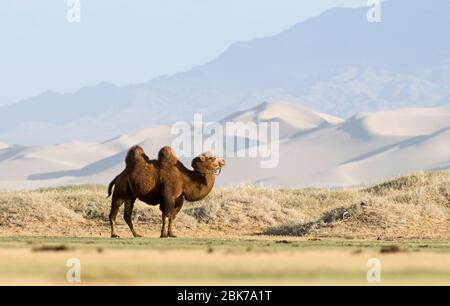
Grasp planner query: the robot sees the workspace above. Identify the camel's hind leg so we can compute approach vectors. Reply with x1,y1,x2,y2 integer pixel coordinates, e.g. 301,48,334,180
124,198,142,238
109,196,124,238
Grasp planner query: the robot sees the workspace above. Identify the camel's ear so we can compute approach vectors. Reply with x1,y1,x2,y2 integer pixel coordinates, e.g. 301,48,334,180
199,155,206,161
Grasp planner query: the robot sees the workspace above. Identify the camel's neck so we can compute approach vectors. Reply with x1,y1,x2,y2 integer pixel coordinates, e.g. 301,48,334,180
182,170,216,202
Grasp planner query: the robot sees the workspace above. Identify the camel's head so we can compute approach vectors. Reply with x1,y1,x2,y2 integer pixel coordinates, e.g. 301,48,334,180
192,152,226,175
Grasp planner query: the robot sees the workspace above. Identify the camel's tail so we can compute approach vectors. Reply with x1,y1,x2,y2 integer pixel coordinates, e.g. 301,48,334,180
107,176,118,198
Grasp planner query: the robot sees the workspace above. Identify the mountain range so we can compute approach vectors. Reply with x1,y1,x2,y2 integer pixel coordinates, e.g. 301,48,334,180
1,0,450,145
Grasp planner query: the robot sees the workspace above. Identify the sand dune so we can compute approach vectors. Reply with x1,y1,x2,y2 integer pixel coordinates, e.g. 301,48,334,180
0,142,9,150
224,101,343,139
0,102,448,190
341,106,450,139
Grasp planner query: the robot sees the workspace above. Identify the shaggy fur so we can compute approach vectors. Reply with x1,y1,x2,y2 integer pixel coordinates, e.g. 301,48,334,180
108,146,225,238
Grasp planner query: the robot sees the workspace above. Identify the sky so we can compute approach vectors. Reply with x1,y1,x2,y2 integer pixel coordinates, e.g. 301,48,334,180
0,0,367,106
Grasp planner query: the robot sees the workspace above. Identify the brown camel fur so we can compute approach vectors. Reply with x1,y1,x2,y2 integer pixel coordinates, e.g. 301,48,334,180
107,146,225,238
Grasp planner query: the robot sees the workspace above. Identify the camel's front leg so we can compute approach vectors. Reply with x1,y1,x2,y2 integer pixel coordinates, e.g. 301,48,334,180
160,213,168,238
168,216,177,238
168,196,184,238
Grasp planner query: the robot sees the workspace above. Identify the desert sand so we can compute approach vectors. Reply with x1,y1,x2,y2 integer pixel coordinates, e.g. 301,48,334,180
0,102,449,190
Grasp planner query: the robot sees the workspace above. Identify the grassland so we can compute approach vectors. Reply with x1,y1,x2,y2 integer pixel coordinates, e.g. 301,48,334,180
0,171,449,285
1,171,449,239
1,237,450,285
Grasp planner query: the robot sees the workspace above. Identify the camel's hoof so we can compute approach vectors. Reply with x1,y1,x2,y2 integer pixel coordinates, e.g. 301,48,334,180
160,234,169,238
133,233,143,238
111,234,120,239
168,233,177,238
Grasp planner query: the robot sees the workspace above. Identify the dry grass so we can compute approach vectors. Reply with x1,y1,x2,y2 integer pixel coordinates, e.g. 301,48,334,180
0,171,449,239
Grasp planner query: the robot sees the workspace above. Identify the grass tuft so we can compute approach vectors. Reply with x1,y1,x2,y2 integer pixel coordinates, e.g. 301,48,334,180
0,171,449,239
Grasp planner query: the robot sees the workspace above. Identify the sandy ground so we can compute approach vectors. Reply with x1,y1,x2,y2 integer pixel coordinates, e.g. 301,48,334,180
0,237,450,285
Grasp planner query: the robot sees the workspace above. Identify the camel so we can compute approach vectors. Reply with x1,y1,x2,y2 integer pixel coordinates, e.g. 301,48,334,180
107,146,225,238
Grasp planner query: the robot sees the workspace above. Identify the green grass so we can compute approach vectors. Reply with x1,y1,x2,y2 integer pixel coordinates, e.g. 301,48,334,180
1,236,450,252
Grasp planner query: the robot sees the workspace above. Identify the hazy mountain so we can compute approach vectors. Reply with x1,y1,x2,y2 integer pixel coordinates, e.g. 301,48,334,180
1,0,450,144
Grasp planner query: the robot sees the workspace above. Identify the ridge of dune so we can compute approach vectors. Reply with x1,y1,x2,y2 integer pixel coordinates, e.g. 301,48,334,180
102,126,172,148
341,106,450,139
0,103,449,190
0,142,9,150
223,101,344,139
225,101,343,129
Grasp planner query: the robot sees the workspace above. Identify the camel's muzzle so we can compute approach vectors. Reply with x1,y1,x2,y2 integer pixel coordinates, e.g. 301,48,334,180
216,158,225,175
